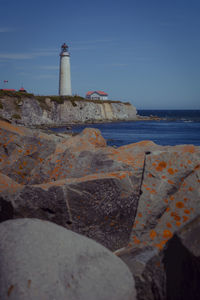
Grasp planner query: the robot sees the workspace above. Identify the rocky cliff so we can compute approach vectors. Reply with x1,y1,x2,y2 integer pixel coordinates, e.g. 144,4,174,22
0,91,137,126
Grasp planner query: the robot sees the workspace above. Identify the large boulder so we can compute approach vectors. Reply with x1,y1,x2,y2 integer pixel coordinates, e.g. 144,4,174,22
0,171,139,251
129,147,200,250
0,218,136,300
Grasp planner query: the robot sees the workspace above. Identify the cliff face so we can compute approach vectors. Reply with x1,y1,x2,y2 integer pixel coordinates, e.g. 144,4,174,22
0,94,137,125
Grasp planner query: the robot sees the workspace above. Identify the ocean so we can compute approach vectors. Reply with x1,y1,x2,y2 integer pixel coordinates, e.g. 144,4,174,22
51,110,200,147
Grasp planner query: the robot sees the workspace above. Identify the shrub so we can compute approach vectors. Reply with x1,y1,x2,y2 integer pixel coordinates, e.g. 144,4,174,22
0,90,33,98
12,114,21,119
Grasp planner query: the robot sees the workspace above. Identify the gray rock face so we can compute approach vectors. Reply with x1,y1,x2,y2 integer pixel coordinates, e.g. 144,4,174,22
129,148,200,250
117,247,166,300
0,218,136,300
0,95,138,125
118,215,200,300
1,173,139,251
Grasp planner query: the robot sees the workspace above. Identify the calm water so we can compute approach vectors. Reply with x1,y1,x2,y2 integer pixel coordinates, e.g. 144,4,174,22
51,110,200,147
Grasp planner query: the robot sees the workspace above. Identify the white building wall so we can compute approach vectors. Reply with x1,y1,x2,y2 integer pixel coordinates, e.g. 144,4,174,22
59,52,72,96
88,93,108,100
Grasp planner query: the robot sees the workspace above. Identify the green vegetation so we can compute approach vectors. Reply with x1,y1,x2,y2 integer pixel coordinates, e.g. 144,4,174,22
12,113,21,119
0,91,129,110
0,90,33,98
0,100,3,109
35,94,123,105
34,96,51,110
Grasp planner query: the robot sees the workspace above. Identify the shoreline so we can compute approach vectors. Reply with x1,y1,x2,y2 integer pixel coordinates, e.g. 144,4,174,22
33,115,162,130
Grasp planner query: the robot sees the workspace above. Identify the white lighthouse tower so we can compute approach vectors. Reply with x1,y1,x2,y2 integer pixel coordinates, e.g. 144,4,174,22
59,43,72,96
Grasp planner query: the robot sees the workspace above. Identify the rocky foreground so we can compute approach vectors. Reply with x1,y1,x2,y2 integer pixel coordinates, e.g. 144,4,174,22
0,119,200,299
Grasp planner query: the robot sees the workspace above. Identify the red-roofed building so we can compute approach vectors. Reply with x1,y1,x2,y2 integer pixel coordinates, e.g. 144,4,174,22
86,91,108,100
19,87,27,93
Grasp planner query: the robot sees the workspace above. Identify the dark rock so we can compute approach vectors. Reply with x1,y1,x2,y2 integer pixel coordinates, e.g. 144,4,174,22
163,215,200,300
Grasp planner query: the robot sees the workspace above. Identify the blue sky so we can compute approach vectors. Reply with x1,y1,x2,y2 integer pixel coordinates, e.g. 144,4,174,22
0,0,200,109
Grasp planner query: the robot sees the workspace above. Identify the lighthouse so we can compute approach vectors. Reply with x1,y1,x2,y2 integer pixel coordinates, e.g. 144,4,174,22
59,43,72,96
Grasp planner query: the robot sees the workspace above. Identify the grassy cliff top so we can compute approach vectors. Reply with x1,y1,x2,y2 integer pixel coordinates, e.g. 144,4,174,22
0,90,131,105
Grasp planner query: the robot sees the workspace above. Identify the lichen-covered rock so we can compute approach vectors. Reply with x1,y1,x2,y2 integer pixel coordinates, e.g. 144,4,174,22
1,120,200,252
117,216,200,300
0,218,136,300
129,147,200,250
1,171,139,251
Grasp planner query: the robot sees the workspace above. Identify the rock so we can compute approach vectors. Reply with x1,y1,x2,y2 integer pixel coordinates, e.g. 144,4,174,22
0,218,136,300
129,147,200,250
163,215,200,300
117,215,200,300
1,171,139,251
116,246,166,300
0,94,138,125
1,120,200,252
114,146,200,299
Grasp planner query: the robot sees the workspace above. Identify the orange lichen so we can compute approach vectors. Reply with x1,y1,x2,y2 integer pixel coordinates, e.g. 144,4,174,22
170,196,174,201
184,209,190,214
176,202,184,208
164,199,168,204
150,230,157,240
163,229,173,239
156,161,167,172
171,212,181,221
133,236,140,244
155,240,167,250
148,173,153,178
183,197,188,202
176,221,181,227
168,180,174,185
167,168,174,175
150,189,156,194
166,222,172,228
188,187,193,191
182,145,195,153
183,216,189,222
118,173,127,179
138,212,142,218
166,207,170,212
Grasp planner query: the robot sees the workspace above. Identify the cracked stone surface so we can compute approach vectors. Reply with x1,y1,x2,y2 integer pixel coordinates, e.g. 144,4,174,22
0,120,200,253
